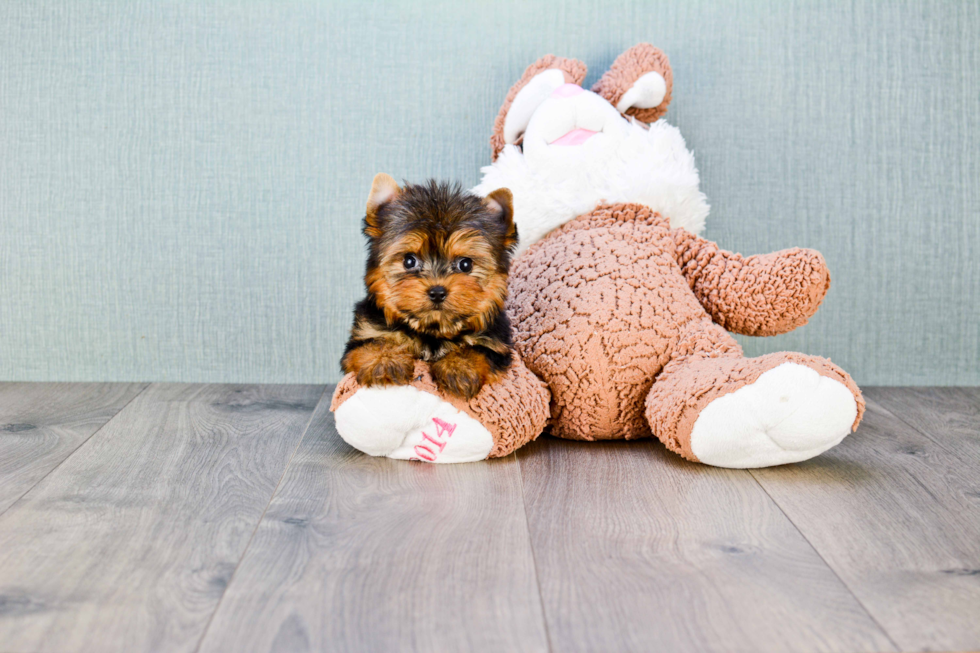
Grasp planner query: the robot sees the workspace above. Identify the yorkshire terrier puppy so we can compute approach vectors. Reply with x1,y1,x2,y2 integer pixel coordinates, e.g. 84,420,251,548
341,174,518,399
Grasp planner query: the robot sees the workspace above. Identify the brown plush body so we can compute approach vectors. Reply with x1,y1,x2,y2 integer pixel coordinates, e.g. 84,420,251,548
508,202,863,459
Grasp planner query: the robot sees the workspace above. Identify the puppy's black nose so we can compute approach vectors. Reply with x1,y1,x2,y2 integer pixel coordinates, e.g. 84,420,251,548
427,285,448,303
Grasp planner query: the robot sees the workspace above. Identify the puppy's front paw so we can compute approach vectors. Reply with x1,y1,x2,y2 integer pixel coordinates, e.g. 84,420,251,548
433,366,484,399
432,355,487,400
344,345,415,388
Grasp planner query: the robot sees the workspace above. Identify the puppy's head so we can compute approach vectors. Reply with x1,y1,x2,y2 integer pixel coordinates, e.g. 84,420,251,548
362,174,517,338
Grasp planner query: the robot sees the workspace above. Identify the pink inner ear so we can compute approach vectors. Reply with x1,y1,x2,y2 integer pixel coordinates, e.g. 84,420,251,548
551,83,584,98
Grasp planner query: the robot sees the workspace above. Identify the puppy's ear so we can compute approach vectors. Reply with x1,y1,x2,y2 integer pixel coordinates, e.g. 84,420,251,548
483,188,517,252
365,173,401,239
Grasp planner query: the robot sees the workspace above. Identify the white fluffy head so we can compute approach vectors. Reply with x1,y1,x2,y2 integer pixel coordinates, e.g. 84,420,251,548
474,85,709,258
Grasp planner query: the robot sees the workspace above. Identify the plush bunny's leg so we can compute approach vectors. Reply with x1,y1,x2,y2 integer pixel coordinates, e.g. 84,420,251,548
331,359,550,463
645,320,864,468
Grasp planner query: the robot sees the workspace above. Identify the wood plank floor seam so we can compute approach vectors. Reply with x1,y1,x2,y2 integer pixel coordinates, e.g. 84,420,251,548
750,391,980,652
0,382,327,653
191,385,330,653
0,382,150,520
866,389,977,460
196,387,550,652
517,437,895,652
515,452,555,653
746,468,901,652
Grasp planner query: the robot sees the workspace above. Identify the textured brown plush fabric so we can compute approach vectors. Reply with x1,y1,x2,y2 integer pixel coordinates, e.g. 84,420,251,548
591,43,673,123
508,203,709,440
506,202,860,443
490,54,588,160
672,229,831,336
330,357,550,459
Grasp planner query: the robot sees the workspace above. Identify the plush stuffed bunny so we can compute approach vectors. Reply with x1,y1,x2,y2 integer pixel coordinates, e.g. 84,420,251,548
331,44,864,467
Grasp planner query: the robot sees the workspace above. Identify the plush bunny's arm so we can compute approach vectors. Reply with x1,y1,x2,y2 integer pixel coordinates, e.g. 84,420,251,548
672,229,831,337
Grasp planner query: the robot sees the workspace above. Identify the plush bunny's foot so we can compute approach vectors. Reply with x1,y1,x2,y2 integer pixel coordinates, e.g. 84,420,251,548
688,363,857,468
647,352,864,468
333,384,493,463
331,359,550,463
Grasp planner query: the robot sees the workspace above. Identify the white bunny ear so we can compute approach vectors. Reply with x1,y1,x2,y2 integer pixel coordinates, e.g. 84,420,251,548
503,69,567,144
615,71,667,114
491,55,588,160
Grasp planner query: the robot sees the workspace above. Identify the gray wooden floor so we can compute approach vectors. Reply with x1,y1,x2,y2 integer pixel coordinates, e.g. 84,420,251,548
0,384,977,653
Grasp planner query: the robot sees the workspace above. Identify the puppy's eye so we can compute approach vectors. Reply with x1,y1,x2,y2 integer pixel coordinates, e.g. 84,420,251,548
456,257,473,273
403,254,419,270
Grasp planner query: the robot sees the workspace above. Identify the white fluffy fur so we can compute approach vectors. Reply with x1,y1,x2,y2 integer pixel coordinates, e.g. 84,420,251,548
475,88,709,257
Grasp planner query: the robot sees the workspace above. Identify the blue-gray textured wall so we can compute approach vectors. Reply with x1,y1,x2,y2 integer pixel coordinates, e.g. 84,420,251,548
1,1,978,384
